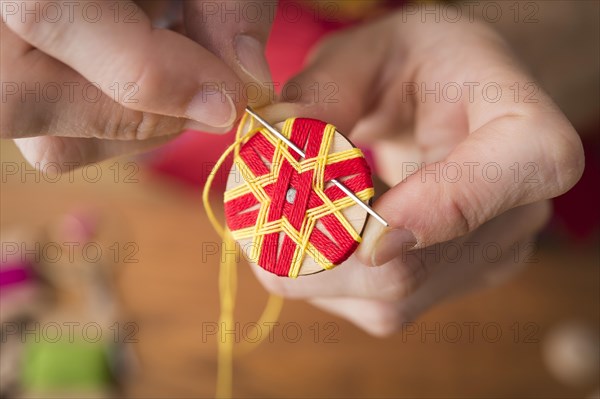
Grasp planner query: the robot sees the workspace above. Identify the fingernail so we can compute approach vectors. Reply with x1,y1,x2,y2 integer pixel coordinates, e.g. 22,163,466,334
372,228,417,267
234,34,272,85
183,119,207,131
186,89,236,128
182,119,232,133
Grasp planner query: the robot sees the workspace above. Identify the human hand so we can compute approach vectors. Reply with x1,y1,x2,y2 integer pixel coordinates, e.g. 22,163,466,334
254,9,584,335
0,0,274,165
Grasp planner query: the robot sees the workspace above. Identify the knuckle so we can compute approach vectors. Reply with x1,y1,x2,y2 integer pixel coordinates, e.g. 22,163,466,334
97,105,128,140
444,179,484,235
446,195,476,235
104,109,144,141
401,177,481,248
551,127,585,195
526,111,585,200
97,102,173,140
134,113,184,140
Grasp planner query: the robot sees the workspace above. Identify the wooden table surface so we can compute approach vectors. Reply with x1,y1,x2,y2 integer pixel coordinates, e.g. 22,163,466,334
1,142,598,398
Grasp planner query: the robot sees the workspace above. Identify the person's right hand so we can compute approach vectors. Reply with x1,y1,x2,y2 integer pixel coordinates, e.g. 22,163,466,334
253,9,584,336
1,0,274,165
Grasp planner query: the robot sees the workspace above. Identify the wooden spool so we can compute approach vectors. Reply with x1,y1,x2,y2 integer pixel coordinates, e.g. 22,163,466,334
226,118,370,276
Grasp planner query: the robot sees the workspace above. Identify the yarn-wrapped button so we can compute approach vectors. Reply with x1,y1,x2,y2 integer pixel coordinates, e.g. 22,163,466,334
224,117,374,277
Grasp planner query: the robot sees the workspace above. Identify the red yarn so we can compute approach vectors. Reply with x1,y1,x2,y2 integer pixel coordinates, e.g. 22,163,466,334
225,118,373,276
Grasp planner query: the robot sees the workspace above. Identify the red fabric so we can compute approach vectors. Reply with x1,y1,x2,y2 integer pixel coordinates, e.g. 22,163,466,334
224,118,373,276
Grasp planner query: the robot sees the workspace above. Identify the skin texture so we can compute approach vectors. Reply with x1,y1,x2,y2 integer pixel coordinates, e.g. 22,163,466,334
255,11,584,336
1,0,274,164
0,2,586,336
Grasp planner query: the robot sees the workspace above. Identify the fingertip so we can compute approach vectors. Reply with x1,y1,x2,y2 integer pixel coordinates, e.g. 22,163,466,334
356,201,419,267
185,89,238,129
371,228,417,267
356,217,386,267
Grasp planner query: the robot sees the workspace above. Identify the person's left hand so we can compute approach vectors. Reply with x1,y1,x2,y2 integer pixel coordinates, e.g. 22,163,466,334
252,10,584,336
1,0,274,165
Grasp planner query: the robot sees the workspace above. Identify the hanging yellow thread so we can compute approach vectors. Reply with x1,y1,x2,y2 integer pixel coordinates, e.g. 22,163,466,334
215,231,236,399
203,113,284,398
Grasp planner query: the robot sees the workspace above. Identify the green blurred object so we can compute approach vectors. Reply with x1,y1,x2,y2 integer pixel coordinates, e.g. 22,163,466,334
21,338,113,392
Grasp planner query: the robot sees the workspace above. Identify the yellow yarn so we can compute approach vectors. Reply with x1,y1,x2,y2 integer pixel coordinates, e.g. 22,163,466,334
203,112,373,396
202,113,284,399
215,231,236,399
223,117,373,277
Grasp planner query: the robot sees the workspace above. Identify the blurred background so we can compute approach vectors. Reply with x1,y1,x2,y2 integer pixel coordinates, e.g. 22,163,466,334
1,1,598,398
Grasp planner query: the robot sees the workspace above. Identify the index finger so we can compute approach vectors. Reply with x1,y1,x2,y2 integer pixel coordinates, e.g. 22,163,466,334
1,0,245,129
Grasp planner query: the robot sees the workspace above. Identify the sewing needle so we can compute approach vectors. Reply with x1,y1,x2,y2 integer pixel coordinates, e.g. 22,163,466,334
245,106,389,227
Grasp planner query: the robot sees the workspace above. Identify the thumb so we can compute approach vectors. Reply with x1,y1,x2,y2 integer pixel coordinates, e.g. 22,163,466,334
356,105,584,267
183,0,276,106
